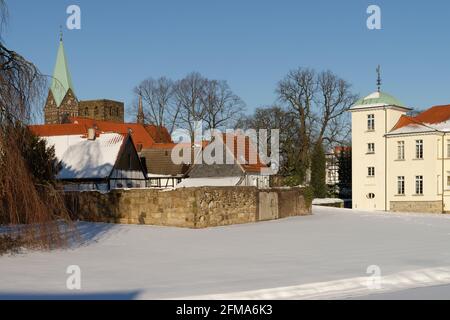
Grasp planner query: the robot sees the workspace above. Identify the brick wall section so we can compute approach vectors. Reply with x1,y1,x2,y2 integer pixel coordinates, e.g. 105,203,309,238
78,100,124,122
65,187,311,228
390,201,443,214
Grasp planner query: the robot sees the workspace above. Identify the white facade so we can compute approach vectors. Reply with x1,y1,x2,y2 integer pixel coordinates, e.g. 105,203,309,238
350,91,411,211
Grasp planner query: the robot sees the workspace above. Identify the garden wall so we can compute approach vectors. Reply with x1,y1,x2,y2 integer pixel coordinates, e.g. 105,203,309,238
65,187,311,228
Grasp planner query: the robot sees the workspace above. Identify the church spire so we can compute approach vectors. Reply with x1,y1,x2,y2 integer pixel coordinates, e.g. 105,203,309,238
50,30,76,107
137,94,145,125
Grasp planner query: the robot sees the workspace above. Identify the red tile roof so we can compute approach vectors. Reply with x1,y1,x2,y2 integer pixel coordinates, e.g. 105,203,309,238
68,117,158,149
29,123,86,137
29,117,173,150
143,125,172,143
392,105,450,131
220,133,269,173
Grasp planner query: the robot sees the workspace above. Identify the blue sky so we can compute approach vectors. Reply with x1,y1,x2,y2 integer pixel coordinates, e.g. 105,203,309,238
4,0,450,121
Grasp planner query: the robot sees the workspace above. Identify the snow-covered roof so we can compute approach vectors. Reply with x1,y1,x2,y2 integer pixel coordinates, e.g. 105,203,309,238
389,105,450,135
44,133,125,180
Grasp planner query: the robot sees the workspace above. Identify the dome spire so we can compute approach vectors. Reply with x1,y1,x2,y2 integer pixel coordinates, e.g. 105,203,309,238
376,65,382,92
59,25,63,42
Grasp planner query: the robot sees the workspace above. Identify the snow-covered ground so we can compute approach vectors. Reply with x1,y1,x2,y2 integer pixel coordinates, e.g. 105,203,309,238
2,206,450,300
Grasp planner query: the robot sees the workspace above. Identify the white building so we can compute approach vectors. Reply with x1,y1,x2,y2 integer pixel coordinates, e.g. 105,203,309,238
351,89,450,213
44,131,147,191
350,91,411,211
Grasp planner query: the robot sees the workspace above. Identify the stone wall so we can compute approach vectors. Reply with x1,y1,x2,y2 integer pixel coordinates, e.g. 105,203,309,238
78,99,124,123
44,89,79,124
390,200,443,214
65,187,311,228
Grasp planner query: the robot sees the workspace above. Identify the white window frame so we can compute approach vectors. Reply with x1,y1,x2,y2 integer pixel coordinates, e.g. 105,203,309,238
416,140,424,159
447,140,450,158
446,172,450,189
367,114,375,131
397,176,405,195
415,175,424,195
368,143,375,154
397,141,405,160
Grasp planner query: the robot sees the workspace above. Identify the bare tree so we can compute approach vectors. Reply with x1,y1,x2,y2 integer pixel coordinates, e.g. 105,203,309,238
277,68,316,182
238,105,299,175
173,72,207,143
134,77,179,135
276,67,357,183
200,79,245,131
314,70,357,146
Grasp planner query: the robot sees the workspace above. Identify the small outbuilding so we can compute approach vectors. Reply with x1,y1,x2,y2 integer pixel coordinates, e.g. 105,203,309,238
44,131,147,191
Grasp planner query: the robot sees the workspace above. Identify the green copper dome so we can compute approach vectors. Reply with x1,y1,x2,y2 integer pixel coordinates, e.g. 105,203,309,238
352,91,406,109
50,40,75,107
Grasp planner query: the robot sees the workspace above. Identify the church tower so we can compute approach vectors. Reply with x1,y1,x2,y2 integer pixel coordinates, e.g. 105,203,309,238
44,32,79,124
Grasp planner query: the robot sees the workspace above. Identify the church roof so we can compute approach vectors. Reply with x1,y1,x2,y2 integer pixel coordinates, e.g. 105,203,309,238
50,39,75,107
351,91,408,110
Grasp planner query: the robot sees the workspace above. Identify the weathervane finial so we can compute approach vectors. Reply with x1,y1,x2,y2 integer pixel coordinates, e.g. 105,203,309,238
376,65,382,92
59,25,63,42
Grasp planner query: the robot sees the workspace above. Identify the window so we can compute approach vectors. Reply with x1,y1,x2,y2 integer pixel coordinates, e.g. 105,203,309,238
397,176,405,195
94,107,99,116
416,140,424,159
368,167,375,177
367,193,375,199
397,141,405,160
415,176,423,195
367,114,375,131
368,143,375,154
447,175,450,187
447,140,450,158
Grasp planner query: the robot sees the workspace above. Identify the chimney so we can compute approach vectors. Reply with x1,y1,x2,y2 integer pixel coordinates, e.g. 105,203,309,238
87,128,96,141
